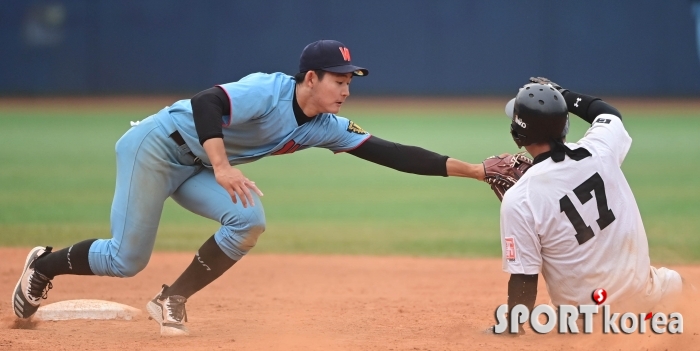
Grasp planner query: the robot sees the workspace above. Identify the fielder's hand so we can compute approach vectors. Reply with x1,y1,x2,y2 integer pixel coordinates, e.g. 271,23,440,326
214,167,264,208
482,153,533,201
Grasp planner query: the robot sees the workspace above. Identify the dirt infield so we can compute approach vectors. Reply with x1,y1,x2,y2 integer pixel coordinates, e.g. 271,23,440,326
1,248,699,351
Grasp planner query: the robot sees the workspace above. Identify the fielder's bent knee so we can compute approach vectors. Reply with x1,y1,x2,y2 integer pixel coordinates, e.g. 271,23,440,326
216,212,266,261
238,223,265,251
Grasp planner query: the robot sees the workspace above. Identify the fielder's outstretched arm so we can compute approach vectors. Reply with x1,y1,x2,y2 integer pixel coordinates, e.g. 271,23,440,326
192,86,485,181
348,136,484,180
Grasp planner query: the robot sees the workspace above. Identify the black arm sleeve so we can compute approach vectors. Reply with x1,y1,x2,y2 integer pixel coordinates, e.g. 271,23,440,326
562,90,622,124
507,274,538,313
347,135,449,176
190,86,230,145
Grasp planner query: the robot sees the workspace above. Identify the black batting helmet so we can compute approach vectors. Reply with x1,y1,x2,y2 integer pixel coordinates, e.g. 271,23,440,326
505,83,569,148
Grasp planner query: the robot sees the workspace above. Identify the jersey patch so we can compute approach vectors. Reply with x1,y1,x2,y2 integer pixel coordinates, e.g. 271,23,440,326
347,120,367,134
505,237,517,261
594,117,611,124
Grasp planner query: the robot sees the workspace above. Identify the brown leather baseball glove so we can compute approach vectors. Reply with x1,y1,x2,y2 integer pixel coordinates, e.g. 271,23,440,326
482,153,533,201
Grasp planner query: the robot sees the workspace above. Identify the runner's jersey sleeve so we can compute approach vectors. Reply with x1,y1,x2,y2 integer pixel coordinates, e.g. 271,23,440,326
578,114,632,166
500,189,542,275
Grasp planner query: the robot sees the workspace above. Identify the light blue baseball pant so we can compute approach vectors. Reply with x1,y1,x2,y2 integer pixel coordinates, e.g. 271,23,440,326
88,116,266,277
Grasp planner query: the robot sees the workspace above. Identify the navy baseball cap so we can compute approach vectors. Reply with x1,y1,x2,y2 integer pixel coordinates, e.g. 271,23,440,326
299,40,369,76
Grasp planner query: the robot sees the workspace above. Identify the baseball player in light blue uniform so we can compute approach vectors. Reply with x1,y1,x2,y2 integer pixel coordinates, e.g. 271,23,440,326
90,72,371,278
12,40,486,336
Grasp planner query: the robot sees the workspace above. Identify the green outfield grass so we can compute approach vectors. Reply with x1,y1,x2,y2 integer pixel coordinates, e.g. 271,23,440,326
0,99,698,264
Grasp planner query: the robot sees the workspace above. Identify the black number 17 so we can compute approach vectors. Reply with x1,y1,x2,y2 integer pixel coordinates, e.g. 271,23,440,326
559,173,616,245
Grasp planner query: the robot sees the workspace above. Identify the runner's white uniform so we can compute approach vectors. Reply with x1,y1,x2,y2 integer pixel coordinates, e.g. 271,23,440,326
500,114,682,312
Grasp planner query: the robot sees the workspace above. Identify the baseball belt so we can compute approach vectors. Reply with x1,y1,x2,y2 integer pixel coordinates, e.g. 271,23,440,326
169,131,202,165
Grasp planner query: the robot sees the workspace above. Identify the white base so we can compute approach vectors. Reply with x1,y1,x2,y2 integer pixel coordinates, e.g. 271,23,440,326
34,299,141,321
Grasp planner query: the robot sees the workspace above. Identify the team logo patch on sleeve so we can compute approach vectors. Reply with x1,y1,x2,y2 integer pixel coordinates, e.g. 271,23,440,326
505,237,517,261
594,117,611,124
347,120,367,134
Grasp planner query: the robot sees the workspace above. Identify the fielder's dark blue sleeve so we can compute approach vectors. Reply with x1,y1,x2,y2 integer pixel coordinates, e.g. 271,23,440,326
348,135,449,176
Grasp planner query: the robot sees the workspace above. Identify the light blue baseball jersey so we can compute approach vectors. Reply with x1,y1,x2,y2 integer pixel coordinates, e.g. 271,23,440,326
155,72,370,166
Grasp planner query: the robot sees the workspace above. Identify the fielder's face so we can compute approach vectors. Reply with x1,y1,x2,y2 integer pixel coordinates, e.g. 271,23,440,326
310,72,352,114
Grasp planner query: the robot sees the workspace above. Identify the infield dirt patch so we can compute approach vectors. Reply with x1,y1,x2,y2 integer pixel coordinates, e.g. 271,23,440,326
1,248,699,351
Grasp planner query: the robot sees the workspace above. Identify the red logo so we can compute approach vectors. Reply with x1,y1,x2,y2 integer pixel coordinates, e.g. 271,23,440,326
272,140,302,155
592,288,607,305
505,237,516,261
339,47,351,61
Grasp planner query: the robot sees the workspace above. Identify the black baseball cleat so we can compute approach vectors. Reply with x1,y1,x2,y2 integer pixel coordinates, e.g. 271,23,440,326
12,246,54,319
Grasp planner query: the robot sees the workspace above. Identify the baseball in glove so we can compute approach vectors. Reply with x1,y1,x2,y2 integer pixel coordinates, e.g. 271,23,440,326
482,152,533,201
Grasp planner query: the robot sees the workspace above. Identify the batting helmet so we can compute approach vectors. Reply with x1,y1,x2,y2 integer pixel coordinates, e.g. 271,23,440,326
505,83,569,148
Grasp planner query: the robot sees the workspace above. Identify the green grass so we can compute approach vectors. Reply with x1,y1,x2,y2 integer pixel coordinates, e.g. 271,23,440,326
0,101,698,264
